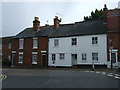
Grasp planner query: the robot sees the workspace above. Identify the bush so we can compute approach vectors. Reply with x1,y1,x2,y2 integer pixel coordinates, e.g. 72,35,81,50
2,60,11,66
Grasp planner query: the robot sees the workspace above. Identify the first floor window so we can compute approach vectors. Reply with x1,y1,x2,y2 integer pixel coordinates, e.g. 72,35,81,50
92,37,98,45
19,53,23,63
19,39,24,49
8,43,11,49
54,39,59,46
33,38,38,49
59,53,65,60
52,54,56,64
72,38,77,45
32,54,37,64
92,53,98,61
82,53,87,61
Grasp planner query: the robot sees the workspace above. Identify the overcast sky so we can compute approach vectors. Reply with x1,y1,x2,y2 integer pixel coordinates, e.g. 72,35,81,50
1,0,120,37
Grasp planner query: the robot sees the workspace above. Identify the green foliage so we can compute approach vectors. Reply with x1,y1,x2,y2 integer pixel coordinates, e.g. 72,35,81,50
84,9,103,21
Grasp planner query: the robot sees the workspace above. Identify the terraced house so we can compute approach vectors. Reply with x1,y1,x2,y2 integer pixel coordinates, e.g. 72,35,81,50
2,5,120,68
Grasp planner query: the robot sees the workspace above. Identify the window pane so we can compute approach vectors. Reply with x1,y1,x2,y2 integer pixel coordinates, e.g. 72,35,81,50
19,54,23,63
54,39,59,46
60,53,65,60
72,38,77,45
33,38,38,48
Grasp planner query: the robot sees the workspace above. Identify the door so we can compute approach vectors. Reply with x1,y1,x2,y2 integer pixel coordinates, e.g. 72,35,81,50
71,54,77,66
12,53,16,66
110,50,118,68
41,54,47,67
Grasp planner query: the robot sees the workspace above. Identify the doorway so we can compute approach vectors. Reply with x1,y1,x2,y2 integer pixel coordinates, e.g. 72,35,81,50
71,54,77,66
11,53,16,67
109,49,118,68
41,54,47,67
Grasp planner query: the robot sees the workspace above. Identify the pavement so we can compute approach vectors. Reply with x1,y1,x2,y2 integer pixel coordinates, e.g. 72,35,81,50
1,68,120,88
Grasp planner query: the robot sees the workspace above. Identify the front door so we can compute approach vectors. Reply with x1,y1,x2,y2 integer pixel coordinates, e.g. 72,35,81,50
11,53,16,67
110,50,118,68
71,54,77,66
41,54,47,67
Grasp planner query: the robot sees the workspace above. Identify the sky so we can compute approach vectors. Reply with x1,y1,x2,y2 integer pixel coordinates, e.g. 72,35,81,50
1,0,120,37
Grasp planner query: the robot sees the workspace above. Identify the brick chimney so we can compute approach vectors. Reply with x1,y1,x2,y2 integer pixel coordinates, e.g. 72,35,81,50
103,4,108,22
33,17,40,31
53,16,61,29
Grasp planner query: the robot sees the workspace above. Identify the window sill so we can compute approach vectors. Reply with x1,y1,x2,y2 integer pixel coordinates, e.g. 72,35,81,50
32,62,37,64
33,47,38,49
18,62,23,64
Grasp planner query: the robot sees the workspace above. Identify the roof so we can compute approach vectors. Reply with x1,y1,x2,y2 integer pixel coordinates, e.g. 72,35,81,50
14,19,108,39
48,20,108,38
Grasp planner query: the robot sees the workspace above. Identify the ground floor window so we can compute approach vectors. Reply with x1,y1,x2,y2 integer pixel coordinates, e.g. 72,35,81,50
82,53,87,61
32,54,37,64
92,53,98,61
52,54,56,64
18,53,23,63
8,55,11,62
59,53,65,60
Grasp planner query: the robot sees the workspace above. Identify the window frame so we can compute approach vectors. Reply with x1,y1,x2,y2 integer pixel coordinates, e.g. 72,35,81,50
54,39,59,47
72,38,77,46
33,38,38,49
92,53,98,61
59,53,65,60
19,39,24,49
32,53,37,64
82,53,87,61
92,37,98,45
18,52,23,64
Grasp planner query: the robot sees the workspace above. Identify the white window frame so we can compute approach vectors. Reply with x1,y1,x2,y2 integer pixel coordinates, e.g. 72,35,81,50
54,39,59,47
92,37,98,45
19,39,24,49
8,43,12,49
18,52,23,63
59,53,65,60
82,53,87,61
32,52,38,64
33,38,38,49
92,53,98,61
72,38,77,46
52,54,56,64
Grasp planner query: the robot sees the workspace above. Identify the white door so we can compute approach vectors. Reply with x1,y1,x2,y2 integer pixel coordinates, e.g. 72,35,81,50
71,54,77,66
110,50,118,68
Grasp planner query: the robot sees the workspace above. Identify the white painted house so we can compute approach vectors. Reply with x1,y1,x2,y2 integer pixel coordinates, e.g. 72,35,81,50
48,19,108,68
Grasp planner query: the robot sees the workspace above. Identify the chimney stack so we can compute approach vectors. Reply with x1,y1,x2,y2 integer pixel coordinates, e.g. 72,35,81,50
103,4,108,22
33,17,40,31
53,16,61,29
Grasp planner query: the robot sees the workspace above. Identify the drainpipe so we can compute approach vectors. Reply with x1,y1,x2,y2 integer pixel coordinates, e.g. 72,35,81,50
110,40,113,69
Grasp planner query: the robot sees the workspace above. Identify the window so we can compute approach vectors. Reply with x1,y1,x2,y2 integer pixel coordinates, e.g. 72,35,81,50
32,54,37,64
33,38,38,49
82,54,87,61
72,38,77,45
59,53,65,60
52,54,56,64
8,55,11,62
19,39,24,49
0,44,2,49
92,53,98,61
18,53,23,63
54,39,59,46
72,54,77,60
8,43,11,49
92,37,98,45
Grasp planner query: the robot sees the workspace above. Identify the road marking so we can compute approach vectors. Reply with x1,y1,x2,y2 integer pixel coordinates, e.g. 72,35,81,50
0,74,7,81
108,74,113,77
90,71,94,72
96,71,100,74
114,74,120,77
101,72,106,75
114,76,120,79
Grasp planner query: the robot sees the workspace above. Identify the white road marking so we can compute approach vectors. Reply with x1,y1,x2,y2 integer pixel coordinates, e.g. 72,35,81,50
114,74,120,77
108,74,113,77
101,72,106,75
96,71,100,74
114,76,120,79
90,71,94,72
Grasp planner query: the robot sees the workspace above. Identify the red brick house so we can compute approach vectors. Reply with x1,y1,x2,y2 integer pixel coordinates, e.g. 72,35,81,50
103,5,120,68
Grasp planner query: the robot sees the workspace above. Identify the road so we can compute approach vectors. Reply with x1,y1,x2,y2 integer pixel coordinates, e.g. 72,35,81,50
1,68,120,88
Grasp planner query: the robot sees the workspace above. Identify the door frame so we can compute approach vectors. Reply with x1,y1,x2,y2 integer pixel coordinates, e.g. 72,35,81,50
109,49,118,68
41,51,47,67
11,51,16,67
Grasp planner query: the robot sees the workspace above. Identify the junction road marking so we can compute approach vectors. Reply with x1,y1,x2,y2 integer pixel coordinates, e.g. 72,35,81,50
0,74,7,81
96,71,100,74
101,72,106,75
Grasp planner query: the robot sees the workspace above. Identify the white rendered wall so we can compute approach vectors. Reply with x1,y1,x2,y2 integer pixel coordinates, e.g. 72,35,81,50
48,34,107,67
